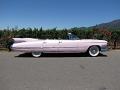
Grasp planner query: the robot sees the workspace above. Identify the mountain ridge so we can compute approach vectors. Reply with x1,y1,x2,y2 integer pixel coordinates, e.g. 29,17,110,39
89,19,120,30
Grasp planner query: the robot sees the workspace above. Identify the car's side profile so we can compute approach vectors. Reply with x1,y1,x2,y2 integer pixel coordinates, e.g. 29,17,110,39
11,33,108,57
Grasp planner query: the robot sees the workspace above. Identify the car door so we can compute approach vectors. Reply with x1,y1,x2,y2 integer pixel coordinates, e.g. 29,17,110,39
43,40,59,52
58,40,80,52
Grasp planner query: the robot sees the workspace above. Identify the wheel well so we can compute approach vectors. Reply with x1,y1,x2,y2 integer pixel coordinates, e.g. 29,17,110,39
88,45,101,52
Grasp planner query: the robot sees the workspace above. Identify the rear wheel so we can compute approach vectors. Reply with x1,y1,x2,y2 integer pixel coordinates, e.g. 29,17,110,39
88,46,100,57
32,52,42,57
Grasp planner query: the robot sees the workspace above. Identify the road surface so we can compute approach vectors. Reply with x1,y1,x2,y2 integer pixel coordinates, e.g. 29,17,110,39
0,50,120,90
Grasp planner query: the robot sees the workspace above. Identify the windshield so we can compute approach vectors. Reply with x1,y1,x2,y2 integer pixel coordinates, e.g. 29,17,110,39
67,33,80,40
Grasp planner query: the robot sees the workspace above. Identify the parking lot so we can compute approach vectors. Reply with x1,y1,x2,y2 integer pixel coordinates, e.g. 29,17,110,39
0,50,120,90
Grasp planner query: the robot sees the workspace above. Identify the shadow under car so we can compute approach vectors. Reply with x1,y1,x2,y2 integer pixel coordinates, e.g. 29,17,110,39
15,53,107,58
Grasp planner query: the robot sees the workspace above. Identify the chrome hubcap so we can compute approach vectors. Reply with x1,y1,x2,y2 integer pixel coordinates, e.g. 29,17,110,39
89,46,99,56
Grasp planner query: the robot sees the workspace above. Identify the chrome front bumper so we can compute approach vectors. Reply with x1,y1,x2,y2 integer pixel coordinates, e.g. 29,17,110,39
101,45,108,52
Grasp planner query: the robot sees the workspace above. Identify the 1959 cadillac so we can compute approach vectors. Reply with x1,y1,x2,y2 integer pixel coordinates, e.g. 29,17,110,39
11,33,108,57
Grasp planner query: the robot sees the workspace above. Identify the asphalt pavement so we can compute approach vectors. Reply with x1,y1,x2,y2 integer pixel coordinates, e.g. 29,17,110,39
0,50,120,90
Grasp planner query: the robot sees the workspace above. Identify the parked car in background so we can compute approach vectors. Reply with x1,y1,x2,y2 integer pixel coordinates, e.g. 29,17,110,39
11,33,108,57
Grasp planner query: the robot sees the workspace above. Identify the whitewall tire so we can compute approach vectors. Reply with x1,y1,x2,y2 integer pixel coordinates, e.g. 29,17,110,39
32,52,42,57
88,46,100,57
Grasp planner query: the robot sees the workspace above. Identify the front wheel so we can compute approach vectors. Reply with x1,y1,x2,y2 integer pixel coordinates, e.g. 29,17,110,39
32,52,42,57
88,46,100,57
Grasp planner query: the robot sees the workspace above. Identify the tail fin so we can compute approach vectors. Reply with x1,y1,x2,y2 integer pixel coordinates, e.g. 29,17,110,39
13,38,39,43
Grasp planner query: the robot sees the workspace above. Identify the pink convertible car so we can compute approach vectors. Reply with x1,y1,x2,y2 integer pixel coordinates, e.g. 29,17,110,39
11,33,108,57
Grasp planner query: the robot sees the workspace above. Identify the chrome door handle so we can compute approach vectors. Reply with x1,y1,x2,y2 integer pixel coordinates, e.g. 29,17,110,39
43,42,46,43
59,41,62,43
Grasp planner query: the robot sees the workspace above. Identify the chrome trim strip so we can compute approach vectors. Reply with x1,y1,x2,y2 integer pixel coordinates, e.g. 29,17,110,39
12,47,79,49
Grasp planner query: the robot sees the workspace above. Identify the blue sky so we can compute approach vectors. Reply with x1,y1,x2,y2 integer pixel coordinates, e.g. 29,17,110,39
0,0,120,29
